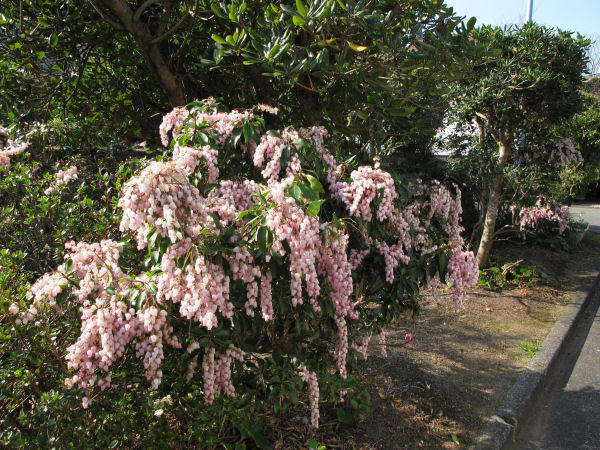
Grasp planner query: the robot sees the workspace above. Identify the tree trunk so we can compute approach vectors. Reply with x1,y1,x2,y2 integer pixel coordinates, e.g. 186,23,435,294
294,73,323,126
98,0,185,107
476,137,511,267
244,65,283,129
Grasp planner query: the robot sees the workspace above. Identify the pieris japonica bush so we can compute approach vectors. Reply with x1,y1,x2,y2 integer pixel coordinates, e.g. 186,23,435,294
509,196,586,251
13,99,477,435
511,196,570,238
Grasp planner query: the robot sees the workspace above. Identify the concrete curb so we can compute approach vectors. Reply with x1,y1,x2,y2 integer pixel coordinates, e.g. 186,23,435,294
470,258,600,449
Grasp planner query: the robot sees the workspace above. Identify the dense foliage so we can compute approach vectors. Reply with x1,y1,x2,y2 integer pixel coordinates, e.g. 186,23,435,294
0,0,473,158
4,100,477,446
1,1,599,447
447,23,590,265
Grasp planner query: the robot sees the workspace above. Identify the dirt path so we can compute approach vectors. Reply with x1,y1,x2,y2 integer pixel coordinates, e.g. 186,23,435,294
308,233,600,449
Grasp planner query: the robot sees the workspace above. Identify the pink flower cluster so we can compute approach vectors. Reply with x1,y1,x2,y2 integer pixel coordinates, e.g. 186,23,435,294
159,106,189,146
349,249,370,270
0,126,29,170
427,183,464,247
351,334,371,361
516,196,570,235
550,138,583,168
293,358,320,428
375,241,410,283
118,162,206,248
227,246,261,316
194,109,252,145
173,144,219,182
202,345,245,405
334,166,397,222
259,270,274,321
157,239,233,330
265,176,322,310
44,166,79,195
253,131,296,182
205,179,261,226
333,314,348,378
24,240,181,404
318,225,356,318
447,250,478,308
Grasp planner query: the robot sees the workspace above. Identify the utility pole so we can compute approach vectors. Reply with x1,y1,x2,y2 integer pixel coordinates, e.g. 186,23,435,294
526,0,533,22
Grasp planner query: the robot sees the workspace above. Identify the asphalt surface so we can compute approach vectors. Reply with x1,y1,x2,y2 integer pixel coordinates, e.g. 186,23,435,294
506,285,600,449
571,203,600,232
505,203,600,449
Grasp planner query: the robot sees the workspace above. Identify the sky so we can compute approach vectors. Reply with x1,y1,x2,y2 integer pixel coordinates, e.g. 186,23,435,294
444,0,600,38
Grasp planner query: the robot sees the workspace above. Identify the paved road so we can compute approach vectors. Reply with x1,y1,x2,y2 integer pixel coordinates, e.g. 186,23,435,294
506,203,600,449
571,203,600,232
507,287,600,449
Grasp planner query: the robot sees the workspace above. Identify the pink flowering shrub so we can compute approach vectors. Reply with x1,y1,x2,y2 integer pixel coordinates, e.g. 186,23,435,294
15,100,477,431
512,196,571,237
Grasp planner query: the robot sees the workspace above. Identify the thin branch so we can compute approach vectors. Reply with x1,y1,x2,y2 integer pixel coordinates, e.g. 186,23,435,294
133,0,161,23
475,111,489,123
151,13,188,44
63,46,93,110
88,0,124,30
157,0,173,36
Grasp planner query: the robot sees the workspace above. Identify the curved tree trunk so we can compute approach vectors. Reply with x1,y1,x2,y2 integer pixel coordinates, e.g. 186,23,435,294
98,0,185,107
476,137,511,267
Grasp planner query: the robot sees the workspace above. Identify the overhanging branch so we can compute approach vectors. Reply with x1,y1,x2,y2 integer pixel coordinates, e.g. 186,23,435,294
88,0,124,30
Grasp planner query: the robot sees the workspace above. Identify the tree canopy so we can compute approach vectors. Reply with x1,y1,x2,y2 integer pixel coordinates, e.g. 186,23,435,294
449,23,590,265
1,0,475,156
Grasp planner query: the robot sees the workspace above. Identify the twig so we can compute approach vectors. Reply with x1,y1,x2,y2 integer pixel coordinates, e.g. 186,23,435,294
133,0,161,23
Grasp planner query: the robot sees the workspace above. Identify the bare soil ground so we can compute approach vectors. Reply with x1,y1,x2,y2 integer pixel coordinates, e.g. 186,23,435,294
299,233,600,449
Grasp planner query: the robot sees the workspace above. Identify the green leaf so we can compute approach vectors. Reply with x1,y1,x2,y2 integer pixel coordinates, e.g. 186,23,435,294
347,40,368,52
466,16,477,31
287,184,303,205
257,226,272,253
292,15,307,26
298,183,317,201
306,438,319,450
280,4,297,15
211,34,228,45
147,282,158,296
451,434,460,445
210,4,226,18
306,199,325,216
356,110,368,120
304,174,324,194
208,212,222,229
296,0,308,17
